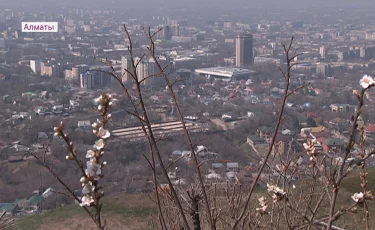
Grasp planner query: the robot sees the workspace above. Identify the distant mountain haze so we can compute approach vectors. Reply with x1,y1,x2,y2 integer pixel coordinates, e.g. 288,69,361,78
2,0,375,10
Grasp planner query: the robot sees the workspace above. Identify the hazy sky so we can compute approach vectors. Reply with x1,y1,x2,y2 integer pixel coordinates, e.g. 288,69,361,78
2,0,375,10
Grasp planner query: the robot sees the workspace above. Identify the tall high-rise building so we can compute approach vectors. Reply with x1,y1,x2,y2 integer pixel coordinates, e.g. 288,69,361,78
30,60,41,74
319,46,327,58
236,33,253,67
360,46,375,59
40,60,63,77
80,67,111,89
136,58,153,83
51,63,63,78
64,69,72,80
65,64,89,81
73,64,89,79
316,63,332,77
42,64,53,76
170,25,180,36
0,38,5,49
156,25,172,40
15,30,22,39
121,55,133,83
66,19,75,26
122,55,171,87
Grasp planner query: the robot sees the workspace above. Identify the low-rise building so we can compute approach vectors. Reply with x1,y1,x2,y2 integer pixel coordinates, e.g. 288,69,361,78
365,124,375,140
322,138,345,153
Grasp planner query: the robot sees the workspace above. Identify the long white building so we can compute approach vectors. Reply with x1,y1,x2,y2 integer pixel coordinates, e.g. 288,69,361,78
195,67,255,81
111,120,209,142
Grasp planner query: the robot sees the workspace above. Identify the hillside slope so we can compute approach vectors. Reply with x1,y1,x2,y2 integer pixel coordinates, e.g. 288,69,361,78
9,168,375,230
10,194,156,230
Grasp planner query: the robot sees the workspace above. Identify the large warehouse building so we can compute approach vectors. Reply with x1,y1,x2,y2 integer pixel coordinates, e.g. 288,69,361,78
195,67,255,81
111,121,209,142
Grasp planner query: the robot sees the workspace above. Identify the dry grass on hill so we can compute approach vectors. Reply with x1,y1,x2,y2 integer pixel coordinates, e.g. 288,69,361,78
9,169,375,230
11,194,156,230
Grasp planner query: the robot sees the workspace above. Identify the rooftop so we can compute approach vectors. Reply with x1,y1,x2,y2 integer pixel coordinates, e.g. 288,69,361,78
195,67,255,78
365,124,375,132
323,138,345,146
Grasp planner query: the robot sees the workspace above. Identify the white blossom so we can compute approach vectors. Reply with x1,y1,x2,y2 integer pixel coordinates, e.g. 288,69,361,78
80,195,94,206
352,192,364,203
319,164,325,172
258,196,267,206
86,161,102,179
94,139,105,150
98,104,103,111
267,184,286,195
97,127,111,139
107,114,112,119
346,157,356,162
267,184,286,202
82,181,95,195
360,75,374,89
86,150,95,158
256,196,268,214
256,205,268,213
90,157,97,163
94,95,103,103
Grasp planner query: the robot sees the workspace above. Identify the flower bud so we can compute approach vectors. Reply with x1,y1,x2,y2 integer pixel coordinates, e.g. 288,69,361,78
353,90,360,99
80,176,87,183
92,122,100,128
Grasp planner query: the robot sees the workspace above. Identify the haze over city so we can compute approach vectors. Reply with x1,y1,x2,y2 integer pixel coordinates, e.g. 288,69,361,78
2,0,375,10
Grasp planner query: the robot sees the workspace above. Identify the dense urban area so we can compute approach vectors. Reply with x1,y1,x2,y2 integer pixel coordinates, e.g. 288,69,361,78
1,3,375,226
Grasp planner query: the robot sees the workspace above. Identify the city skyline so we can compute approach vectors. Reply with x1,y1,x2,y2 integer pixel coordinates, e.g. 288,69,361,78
1,4,375,230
